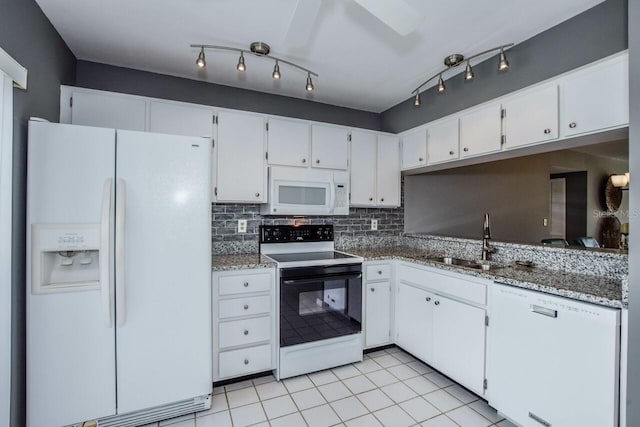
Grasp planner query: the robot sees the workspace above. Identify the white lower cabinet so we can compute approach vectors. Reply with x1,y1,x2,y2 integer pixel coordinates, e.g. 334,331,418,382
212,269,276,382
487,283,620,427
364,263,393,349
395,264,488,395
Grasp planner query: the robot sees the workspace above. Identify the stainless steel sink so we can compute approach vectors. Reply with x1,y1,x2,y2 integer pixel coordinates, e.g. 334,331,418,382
426,256,504,271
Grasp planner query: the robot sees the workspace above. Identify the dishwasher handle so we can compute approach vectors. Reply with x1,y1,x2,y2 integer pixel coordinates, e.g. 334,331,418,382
531,304,558,318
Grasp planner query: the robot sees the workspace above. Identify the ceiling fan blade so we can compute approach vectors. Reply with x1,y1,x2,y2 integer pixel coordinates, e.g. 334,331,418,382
283,0,322,47
352,0,424,36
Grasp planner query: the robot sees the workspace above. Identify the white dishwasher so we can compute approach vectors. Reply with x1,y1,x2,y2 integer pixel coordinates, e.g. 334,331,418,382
487,283,620,427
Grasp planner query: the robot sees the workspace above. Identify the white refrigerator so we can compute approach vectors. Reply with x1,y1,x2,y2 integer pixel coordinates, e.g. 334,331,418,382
26,121,212,427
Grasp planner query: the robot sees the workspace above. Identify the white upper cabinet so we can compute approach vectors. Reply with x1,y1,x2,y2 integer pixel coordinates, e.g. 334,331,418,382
311,124,349,170
70,91,146,131
349,130,377,206
149,101,215,138
502,85,558,150
376,134,401,207
401,128,427,170
350,131,400,208
427,117,459,165
214,110,267,203
561,53,629,137
266,118,310,167
459,102,502,158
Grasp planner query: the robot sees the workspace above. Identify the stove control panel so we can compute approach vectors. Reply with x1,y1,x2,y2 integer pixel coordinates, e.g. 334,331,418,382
260,225,334,243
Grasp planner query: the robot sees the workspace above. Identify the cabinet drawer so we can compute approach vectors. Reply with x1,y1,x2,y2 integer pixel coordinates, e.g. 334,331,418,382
397,264,487,306
219,316,271,349
219,344,272,379
366,264,391,281
219,273,272,296
218,295,271,319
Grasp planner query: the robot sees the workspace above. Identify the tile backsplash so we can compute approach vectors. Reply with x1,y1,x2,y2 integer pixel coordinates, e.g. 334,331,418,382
212,180,405,255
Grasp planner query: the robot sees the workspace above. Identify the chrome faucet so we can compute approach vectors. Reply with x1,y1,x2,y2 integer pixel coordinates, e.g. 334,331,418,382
481,212,496,261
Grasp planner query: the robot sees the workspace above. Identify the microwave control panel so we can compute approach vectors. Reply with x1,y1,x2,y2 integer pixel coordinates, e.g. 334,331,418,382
260,225,334,243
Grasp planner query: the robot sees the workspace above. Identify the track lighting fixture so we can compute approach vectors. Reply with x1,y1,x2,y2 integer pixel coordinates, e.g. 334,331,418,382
306,73,314,91
437,74,446,93
236,52,246,71
190,41,318,93
411,43,513,107
464,62,474,81
196,47,206,68
272,60,281,80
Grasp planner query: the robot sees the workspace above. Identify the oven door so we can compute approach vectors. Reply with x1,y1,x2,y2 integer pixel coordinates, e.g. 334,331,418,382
279,264,362,347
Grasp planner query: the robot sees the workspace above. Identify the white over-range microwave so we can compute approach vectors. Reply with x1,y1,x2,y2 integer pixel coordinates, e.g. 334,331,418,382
261,166,349,216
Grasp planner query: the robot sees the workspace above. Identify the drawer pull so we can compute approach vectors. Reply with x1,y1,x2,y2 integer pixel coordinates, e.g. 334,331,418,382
370,287,375,292
244,359,249,365
463,147,469,152
434,300,440,306
369,197,373,201
377,270,382,275
243,304,249,310
243,282,249,287
302,158,306,164
418,157,424,162
569,122,577,128
243,330,249,335
425,297,431,302
449,150,454,155
528,412,551,427
380,198,384,202
543,128,551,134
531,305,557,318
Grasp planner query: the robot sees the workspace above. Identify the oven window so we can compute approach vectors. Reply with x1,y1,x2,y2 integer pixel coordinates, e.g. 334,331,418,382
279,185,327,205
280,275,361,347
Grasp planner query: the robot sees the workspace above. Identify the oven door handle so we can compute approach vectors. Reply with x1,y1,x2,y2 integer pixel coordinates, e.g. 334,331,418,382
282,273,362,286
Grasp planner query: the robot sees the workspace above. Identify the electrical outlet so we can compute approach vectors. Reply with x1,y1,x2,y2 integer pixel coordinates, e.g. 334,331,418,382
543,218,548,227
371,219,378,231
238,219,247,233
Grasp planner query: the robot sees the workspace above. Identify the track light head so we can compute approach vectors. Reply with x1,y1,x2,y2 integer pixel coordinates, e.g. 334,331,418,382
237,52,246,71
437,75,446,93
413,92,421,107
272,60,281,80
306,74,314,91
498,49,509,71
464,62,474,81
196,48,206,68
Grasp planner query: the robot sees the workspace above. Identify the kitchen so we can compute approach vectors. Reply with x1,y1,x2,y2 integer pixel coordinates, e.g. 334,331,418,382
1,0,639,426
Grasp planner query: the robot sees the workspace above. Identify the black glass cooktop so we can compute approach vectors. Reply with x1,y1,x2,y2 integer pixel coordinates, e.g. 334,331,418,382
267,251,358,263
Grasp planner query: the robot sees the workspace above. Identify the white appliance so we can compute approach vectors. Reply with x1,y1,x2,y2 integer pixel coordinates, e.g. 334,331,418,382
261,166,349,216
487,283,620,427
26,121,212,427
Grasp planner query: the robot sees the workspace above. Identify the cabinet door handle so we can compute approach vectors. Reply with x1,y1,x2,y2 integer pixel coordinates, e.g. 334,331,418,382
434,300,440,306
244,282,249,287
425,297,431,302
244,359,249,365
316,159,320,164
370,287,375,292
255,192,260,198
302,158,306,164
449,150,454,155
543,128,551,134
377,270,382,275
243,304,249,310
418,157,424,162
528,412,551,427
569,122,577,129
243,330,249,335
531,305,557,318
369,197,373,201
463,147,469,152
380,198,384,202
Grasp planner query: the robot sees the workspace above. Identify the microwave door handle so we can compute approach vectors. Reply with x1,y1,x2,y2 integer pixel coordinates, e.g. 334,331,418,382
282,273,362,286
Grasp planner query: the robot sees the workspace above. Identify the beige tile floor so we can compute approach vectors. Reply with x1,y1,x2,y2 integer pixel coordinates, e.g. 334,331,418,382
145,347,518,427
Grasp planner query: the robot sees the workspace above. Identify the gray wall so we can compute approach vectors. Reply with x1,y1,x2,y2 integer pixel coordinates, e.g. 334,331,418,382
380,0,628,133
626,0,639,423
0,0,77,425
404,149,628,245
75,61,381,130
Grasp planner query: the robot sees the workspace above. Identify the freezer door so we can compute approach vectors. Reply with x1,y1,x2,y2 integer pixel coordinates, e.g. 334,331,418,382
115,130,212,414
26,122,116,427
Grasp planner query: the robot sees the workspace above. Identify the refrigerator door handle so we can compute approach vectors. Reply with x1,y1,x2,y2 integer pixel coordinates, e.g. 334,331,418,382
116,178,127,327
100,178,113,327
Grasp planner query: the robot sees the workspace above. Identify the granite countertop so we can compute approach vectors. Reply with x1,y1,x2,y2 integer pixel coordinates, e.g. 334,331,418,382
347,246,625,309
210,246,624,308
211,253,276,271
